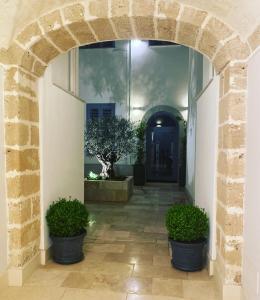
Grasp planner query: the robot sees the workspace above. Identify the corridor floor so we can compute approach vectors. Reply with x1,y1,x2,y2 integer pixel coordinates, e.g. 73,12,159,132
0,183,220,300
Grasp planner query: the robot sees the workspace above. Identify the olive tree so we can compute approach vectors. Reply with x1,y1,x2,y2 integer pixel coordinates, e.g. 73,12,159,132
84,116,136,179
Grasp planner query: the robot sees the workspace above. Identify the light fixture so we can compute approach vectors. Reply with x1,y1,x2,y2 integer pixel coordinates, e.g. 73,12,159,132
88,171,99,180
131,40,143,47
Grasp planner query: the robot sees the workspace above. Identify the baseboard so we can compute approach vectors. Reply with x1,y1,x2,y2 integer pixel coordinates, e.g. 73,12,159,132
40,248,51,265
207,258,215,276
214,261,242,300
8,253,40,286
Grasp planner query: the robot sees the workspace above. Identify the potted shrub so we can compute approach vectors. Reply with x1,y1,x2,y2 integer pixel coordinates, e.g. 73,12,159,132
166,204,209,271
133,121,146,186
46,198,89,264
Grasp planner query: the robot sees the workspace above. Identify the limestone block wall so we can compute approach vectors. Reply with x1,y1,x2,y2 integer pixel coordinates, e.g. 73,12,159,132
0,0,258,295
216,62,247,292
4,67,40,268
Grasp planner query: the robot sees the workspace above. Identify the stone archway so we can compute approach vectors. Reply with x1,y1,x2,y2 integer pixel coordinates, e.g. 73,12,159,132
0,1,258,297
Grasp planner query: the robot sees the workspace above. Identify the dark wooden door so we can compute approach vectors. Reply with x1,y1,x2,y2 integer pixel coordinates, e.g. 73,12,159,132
146,126,179,182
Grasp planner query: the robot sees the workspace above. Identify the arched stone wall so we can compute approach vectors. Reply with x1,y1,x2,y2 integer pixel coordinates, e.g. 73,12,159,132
0,0,256,296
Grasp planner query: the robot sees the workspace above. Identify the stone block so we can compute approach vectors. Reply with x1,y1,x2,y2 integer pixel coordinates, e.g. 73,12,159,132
9,219,40,250
16,22,42,47
47,28,77,51
63,4,85,24
6,149,39,172
222,124,245,149
224,239,242,266
223,64,247,94
20,51,35,72
111,0,129,17
182,7,207,26
177,6,208,47
133,16,155,39
132,0,155,16
225,267,242,285
218,151,245,178
30,126,39,146
219,92,246,123
89,19,116,41
4,67,18,91
39,10,63,33
31,195,40,218
157,19,176,41
216,203,243,236
177,23,199,48
204,17,233,41
4,67,37,98
214,37,251,72
7,175,40,198
68,21,96,44
33,60,47,77
198,30,218,59
89,0,109,18
111,16,134,39
4,68,37,97
157,0,180,19
5,95,39,122
248,25,260,52
5,123,29,146
213,47,230,73
9,199,31,224
30,38,60,64
217,177,244,208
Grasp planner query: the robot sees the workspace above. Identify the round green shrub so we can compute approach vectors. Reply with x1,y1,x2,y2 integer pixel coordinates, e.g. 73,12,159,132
46,198,89,237
166,204,209,242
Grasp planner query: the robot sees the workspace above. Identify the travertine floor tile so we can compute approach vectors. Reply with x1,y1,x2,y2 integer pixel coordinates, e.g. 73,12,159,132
153,255,171,267
127,294,184,300
152,278,183,297
0,286,66,300
86,243,126,253
24,269,69,287
133,264,188,280
124,277,153,295
183,280,219,300
1,184,220,300
61,288,126,300
104,253,153,265
187,269,213,281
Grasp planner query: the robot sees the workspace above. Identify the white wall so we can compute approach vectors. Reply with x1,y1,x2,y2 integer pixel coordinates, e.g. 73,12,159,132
186,50,203,198
195,76,219,261
79,41,189,122
0,65,7,273
52,52,69,90
186,49,214,200
39,59,84,251
243,49,260,300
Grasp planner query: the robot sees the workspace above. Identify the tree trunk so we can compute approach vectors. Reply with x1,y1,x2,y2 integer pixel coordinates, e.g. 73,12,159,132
98,159,112,179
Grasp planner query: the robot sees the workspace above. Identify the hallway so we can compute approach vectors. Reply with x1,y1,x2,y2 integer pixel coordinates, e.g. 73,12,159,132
0,184,219,300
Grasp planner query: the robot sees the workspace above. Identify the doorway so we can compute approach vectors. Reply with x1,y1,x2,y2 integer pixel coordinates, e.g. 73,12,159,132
146,111,179,182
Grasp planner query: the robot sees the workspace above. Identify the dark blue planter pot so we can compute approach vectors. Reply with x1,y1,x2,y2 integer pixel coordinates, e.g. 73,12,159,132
169,238,207,272
51,230,86,265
